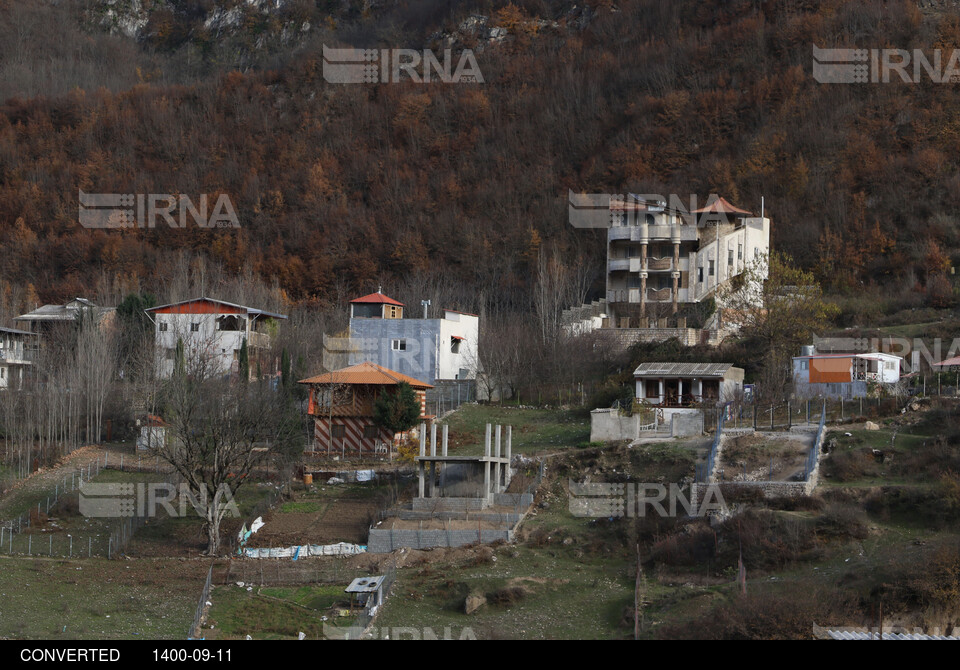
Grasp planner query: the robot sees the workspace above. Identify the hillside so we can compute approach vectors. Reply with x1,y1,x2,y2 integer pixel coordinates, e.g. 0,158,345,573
1,0,959,317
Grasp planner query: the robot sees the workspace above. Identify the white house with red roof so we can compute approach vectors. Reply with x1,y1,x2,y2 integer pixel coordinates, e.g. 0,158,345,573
343,291,480,383
145,297,287,379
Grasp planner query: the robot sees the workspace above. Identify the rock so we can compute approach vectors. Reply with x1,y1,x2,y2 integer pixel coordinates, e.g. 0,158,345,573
465,594,487,614
865,421,880,430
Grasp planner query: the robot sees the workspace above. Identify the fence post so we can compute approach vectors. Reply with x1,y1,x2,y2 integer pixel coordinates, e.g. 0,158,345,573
840,397,844,421
787,401,791,430
806,400,810,424
49,535,52,556
770,405,774,430
753,404,757,430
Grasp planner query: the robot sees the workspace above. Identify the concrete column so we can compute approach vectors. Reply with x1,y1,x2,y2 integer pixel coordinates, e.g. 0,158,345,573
658,379,664,404
640,243,648,316
672,241,680,313
442,424,448,457
505,425,513,488
419,423,426,457
678,379,684,404
495,425,502,494
483,461,491,503
429,461,437,498
484,423,491,457
430,422,437,457
418,461,425,498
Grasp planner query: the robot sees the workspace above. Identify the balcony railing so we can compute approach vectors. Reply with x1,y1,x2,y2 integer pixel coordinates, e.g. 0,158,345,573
646,288,672,301
646,257,673,271
247,331,272,349
608,258,630,272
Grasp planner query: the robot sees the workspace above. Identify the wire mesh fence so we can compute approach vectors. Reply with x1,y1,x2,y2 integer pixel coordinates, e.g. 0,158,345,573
0,451,185,559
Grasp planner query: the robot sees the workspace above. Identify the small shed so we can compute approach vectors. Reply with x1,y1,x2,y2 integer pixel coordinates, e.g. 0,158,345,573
345,576,386,616
136,414,167,452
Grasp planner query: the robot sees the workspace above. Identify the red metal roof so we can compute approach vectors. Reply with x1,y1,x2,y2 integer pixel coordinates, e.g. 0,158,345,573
691,197,752,216
299,361,432,388
934,355,960,367
350,292,404,306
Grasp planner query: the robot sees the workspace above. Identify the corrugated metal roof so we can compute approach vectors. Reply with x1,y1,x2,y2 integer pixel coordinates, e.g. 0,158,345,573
633,362,734,377
935,355,960,367
350,292,404,306
0,326,35,335
299,361,433,388
824,629,959,640
146,297,287,320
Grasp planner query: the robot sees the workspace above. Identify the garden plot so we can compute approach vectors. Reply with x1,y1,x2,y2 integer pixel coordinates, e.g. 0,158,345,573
718,432,815,482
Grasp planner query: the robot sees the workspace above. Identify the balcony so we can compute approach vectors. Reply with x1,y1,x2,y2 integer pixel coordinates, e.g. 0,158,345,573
247,331,272,349
646,257,673,271
607,288,643,304
608,227,639,242
608,258,630,272
0,348,32,363
646,288,673,302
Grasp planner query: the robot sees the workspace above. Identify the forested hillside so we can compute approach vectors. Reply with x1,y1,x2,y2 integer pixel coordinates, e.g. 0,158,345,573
1,0,959,319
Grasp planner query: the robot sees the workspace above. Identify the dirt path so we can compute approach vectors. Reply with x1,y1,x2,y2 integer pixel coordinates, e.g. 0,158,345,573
0,444,108,520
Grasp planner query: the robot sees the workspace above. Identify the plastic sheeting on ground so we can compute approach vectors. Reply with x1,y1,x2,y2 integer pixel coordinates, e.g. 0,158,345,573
355,470,375,482
241,542,366,559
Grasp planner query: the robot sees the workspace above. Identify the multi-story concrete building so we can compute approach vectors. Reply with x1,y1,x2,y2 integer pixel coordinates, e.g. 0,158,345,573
565,195,770,342
605,195,770,324
344,292,480,383
145,297,287,379
0,326,35,390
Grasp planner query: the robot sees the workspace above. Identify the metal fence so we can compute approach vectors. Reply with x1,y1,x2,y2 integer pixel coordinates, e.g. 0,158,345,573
0,451,183,559
425,380,476,418
696,411,725,483
188,563,215,639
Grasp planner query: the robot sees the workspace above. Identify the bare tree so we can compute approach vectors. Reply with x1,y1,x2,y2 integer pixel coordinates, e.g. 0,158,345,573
151,372,302,554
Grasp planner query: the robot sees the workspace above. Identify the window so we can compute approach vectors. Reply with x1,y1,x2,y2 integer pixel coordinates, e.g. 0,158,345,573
451,337,462,353
392,339,407,351
190,322,200,332
698,266,703,283
0,368,5,379
738,243,743,260
363,425,379,439
331,425,346,438
708,260,715,276
728,249,734,266
164,348,176,360
800,360,808,370
158,322,168,332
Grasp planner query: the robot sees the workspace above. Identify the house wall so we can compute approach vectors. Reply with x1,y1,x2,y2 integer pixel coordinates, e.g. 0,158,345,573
153,311,271,379
349,313,480,382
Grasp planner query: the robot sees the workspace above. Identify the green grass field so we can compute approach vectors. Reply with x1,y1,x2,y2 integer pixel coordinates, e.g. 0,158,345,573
439,404,591,456
0,556,207,639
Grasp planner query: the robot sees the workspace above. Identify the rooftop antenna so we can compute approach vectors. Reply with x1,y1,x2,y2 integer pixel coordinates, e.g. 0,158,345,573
761,196,764,219
421,299,431,319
